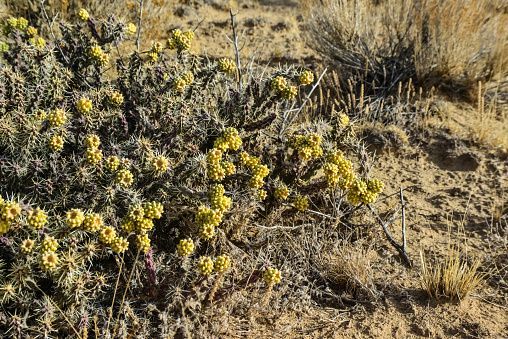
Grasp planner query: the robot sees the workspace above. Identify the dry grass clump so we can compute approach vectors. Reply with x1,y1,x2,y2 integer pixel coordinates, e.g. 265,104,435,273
302,0,508,95
328,240,377,296
420,248,486,302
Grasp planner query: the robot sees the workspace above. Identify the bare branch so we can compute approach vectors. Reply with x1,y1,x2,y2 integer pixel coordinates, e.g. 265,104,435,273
136,0,144,52
229,8,243,89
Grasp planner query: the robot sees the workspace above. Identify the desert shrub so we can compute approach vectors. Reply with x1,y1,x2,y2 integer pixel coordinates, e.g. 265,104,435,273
0,9,389,338
302,0,508,97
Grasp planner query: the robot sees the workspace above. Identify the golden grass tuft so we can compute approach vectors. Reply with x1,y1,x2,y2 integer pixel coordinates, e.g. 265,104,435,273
419,248,486,302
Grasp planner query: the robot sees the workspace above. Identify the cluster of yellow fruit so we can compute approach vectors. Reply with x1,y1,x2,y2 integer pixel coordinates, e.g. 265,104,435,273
39,237,59,272
77,96,92,115
124,23,136,35
174,71,194,91
287,132,323,161
148,41,163,62
84,134,103,164
206,128,242,181
167,29,194,52
324,150,355,188
89,45,109,67
347,178,384,205
293,195,309,211
48,108,67,127
196,206,223,240
263,267,282,285
237,152,270,192
270,76,298,100
48,135,64,152
298,70,314,85
109,92,124,107
218,58,236,73
176,238,194,256
118,201,163,253
6,17,28,31
0,198,21,234
152,155,170,174
274,185,290,200
198,254,231,275
27,208,48,229
78,9,89,21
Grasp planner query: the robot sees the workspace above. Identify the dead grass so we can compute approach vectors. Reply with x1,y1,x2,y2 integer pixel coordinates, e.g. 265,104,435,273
302,0,508,94
420,248,486,302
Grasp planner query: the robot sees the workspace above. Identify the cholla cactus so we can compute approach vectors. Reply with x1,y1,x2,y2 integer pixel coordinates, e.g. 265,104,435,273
20,239,35,254
78,8,89,21
298,70,314,85
77,97,92,115
124,23,136,35
176,238,194,257
293,195,309,211
27,208,47,229
197,256,214,275
40,251,59,271
262,267,282,306
218,58,236,73
66,209,85,228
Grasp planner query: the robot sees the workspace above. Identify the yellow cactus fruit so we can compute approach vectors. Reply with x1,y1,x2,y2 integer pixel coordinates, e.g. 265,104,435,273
350,179,368,195
26,26,37,37
298,70,314,85
20,239,34,254
183,30,195,40
207,163,226,181
220,161,236,176
32,37,46,50
66,209,85,228
263,267,282,284
214,137,229,151
198,256,214,275
347,190,361,205
41,237,58,253
256,189,267,201
195,206,222,227
99,226,116,244
86,147,103,164
84,134,100,148
48,109,66,127
329,150,344,165
77,97,92,115
248,176,264,190
338,178,353,191
238,152,250,166
199,223,216,240
6,18,18,30
274,186,289,200
90,46,102,59
128,205,145,221
367,178,384,194
218,58,236,73
298,147,312,161
174,78,186,91
49,136,64,151
111,236,129,253
182,71,194,85
245,155,260,169
211,195,231,214
0,219,10,233
116,169,134,187
338,113,349,127
148,51,158,63
209,184,225,198
120,216,136,232
143,201,164,219
27,208,47,229
136,218,154,233
207,148,223,164
288,134,306,149
176,238,194,257
17,18,28,31
270,76,287,92
214,254,231,272
83,213,103,232
151,41,163,54
124,23,136,35
167,38,177,50
307,133,322,147
252,164,269,179
281,85,298,100
360,191,377,204
152,155,170,174
39,251,58,271
1,201,21,221
105,156,120,171
176,34,191,51
136,233,151,253
78,9,89,21
293,195,309,211
171,29,182,39
97,53,109,67
110,92,123,106
34,109,47,120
